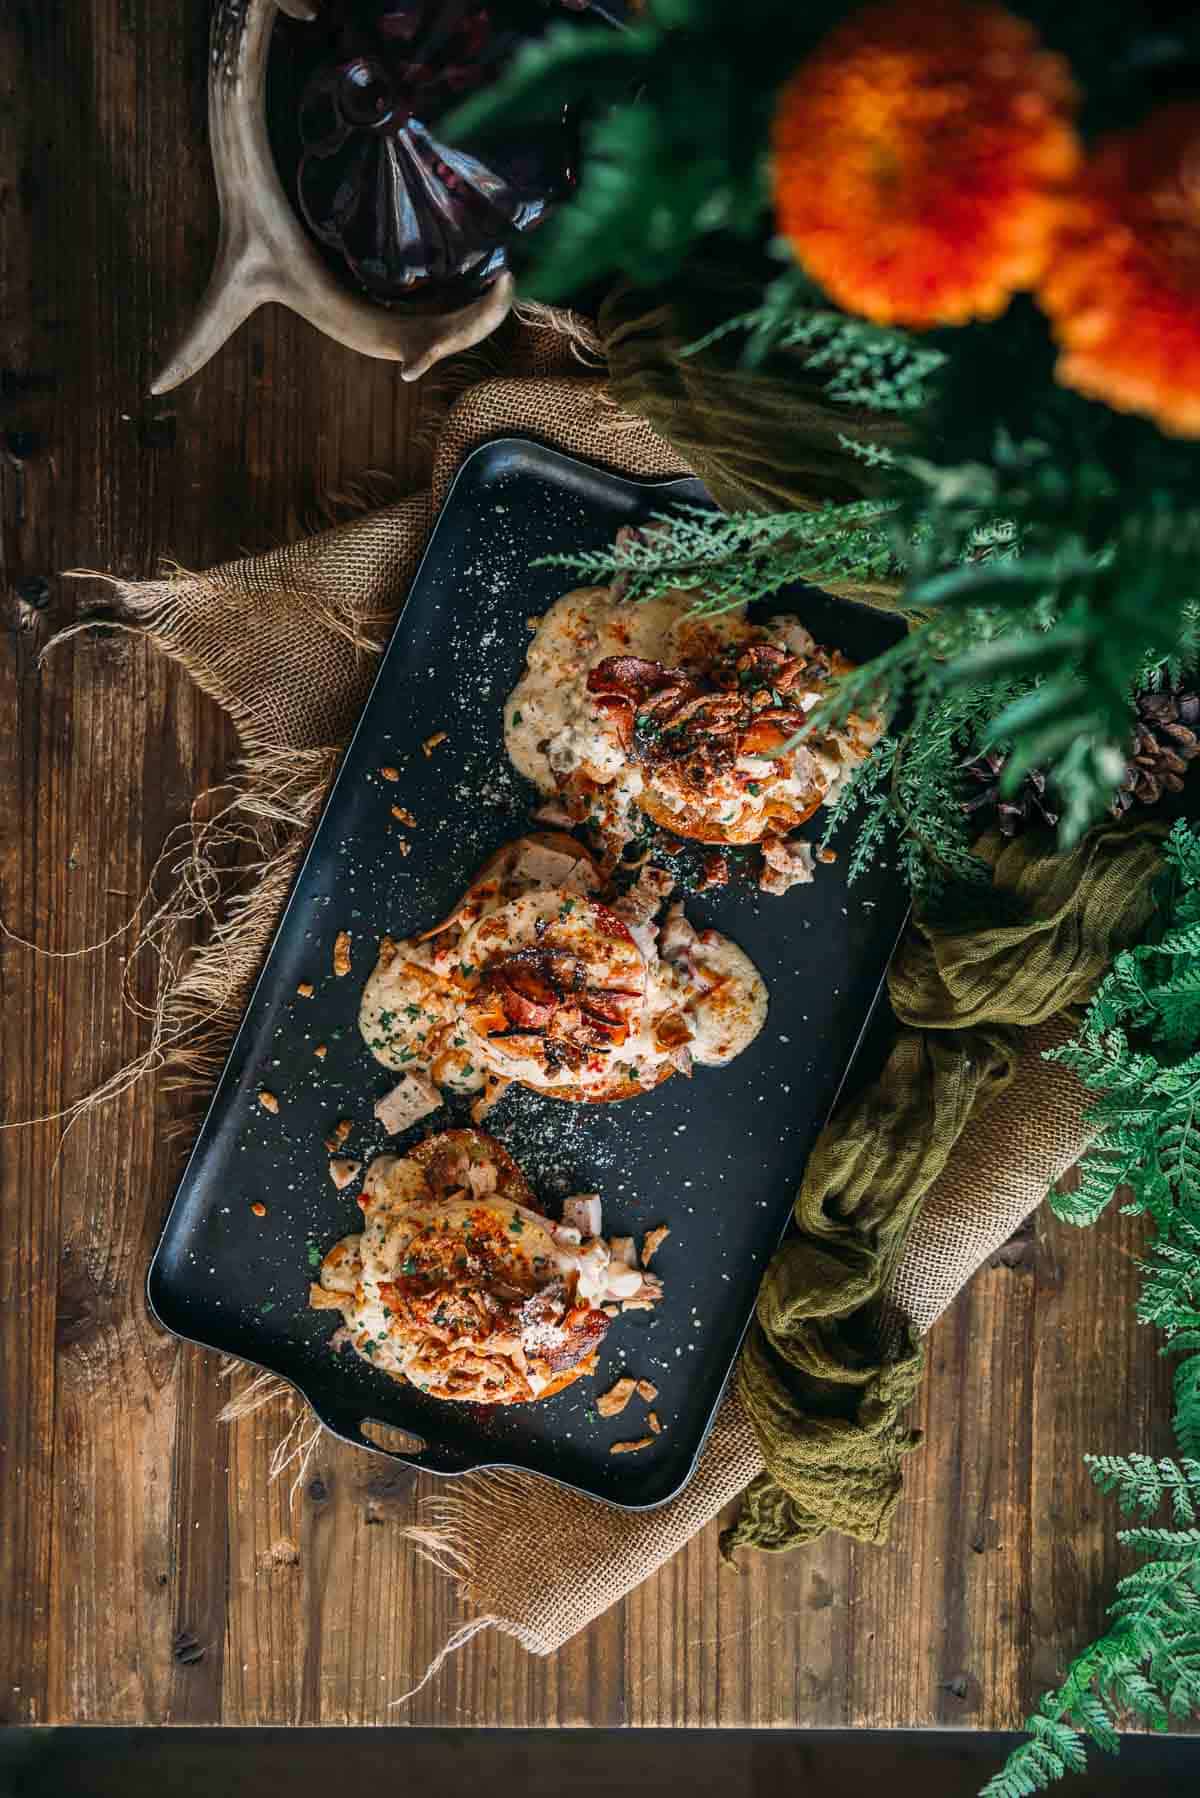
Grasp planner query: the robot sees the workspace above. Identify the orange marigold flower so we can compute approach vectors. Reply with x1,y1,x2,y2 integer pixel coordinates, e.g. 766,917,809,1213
1039,104,1200,438
771,0,1079,328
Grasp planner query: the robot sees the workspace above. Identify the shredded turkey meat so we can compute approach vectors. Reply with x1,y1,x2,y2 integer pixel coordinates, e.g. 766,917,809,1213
309,1131,665,1409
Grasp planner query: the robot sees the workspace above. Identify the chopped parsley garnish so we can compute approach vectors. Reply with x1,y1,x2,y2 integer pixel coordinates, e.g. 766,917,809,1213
378,1009,394,1029
459,963,475,978
306,1241,322,1270
747,783,761,796
404,1004,422,1020
509,1216,524,1234
511,710,523,725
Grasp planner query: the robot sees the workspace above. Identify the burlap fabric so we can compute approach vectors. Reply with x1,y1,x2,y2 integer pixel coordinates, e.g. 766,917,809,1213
89,318,1128,1655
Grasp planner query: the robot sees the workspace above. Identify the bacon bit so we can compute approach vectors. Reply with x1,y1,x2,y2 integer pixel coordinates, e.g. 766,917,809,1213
816,845,838,864
258,1090,279,1114
610,1436,654,1456
396,839,411,857
636,1379,659,1404
328,1157,362,1191
641,1225,670,1264
390,804,416,825
325,1118,352,1153
591,903,636,944
250,1201,267,1218
700,851,730,889
314,1044,328,1060
596,1376,638,1418
380,766,400,782
296,981,314,998
377,934,398,970
421,731,448,757
653,1012,692,1052
647,1411,662,1435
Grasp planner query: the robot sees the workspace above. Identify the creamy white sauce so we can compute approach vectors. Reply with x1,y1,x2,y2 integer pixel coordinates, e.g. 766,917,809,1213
316,1156,655,1400
359,841,768,1105
504,587,756,854
504,588,880,858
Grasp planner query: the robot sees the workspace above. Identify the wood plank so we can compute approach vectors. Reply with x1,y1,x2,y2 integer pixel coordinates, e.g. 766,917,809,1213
1029,1198,1175,1706
0,0,1184,1732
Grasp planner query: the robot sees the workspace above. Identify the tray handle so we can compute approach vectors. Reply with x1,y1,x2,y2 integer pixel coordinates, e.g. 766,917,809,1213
311,1398,485,1475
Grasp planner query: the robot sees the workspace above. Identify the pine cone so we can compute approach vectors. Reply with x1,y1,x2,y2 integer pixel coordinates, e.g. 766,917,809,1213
961,749,1060,837
1111,687,1200,814
962,686,1200,837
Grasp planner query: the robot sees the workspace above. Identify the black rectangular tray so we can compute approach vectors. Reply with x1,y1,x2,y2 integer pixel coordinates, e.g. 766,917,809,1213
148,436,909,1509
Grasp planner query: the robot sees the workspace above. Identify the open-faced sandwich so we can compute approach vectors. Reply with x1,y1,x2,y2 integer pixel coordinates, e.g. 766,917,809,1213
504,585,883,893
310,1129,662,1406
359,832,767,1132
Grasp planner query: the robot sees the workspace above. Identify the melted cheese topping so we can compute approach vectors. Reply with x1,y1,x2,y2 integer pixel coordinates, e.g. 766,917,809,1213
359,841,768,1109
310,1136,658,1406
504,586,882,861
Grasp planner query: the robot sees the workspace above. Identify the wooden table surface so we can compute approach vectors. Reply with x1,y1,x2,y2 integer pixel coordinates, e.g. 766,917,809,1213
0,0,1176,1730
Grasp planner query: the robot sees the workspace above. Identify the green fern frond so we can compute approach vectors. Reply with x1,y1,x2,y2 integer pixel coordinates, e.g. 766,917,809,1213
991,825,1200,1796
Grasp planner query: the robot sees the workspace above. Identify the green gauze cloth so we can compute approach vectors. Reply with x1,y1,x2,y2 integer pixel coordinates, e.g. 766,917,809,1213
724,819,1167,1556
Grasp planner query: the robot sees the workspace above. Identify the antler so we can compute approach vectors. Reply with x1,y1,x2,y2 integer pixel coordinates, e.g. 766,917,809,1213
151,1,512,395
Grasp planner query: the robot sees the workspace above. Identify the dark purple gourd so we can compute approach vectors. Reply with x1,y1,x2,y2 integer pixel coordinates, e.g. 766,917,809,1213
276,0,609,309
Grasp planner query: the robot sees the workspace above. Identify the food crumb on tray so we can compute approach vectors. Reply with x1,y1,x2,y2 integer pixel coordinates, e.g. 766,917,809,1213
258,1090,279,1113
390,804,416,825
250,1201,267,1218
328,1157,361,1190
421,731,448,757
333,931,352,977
314,1044,327,1060
324,1118,353,1153
636,1379,659,1404
610,1436,654,1456
647,1412,662,1435
296,981,314,998
596,1376,638,1418
641,1225,670,1264
380,765,400,782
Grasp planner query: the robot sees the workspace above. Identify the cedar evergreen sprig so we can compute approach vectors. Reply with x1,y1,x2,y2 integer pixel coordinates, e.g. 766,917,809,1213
537,471,1200,900
535,500,900,613
455,2,1200,854
683,252,948,414
982,820,1200,1797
